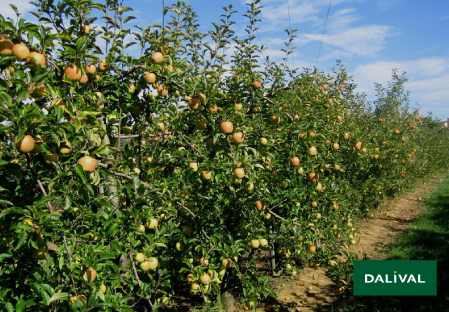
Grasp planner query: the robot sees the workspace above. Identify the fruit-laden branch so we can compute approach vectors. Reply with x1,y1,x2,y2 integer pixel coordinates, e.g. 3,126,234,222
98,162,132,180
201,229,212,242
97,163,162,194
110,132,174,139
176,201,213,243
63,235,78,296
47,59,61,72
266,200,302,227
263,96,275,105
285,112,294,121
272,85,291,93
116,65,184,90
127,238,142,288
155,72,184,90
26,154,53,213
111,134,140,139
266,208,291,224
205,246,216,259
176,131,201,155
176,201,196,217
265,85,292,99
26,155,77,295
129,253,142,287
117,64,146,78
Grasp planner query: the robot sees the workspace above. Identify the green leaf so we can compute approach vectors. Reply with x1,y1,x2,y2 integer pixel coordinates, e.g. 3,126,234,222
99,253,116,261
97,289,105,301
154,243,167,248
32,71,48,83
117,6,133,14
91,145,109,155
57,256,64,271
16,300,26,312
0,207,29,218
48,171,69,192
0,199,13,206
76,37,89,51
132,175,140,190
0,92,12,107
50,133,60,146
40,288,51,305
106,223,119,236
125,42,136,48
9,4,18,14
85,183,95,196
75,164,88,184
123,16,136,23
99,199,111,209
30,237,38,249
35,196,57,209
47,292,69,305
64,196,72,210
15,231,28,250
40,142,52,153
92,3,106,12
0,253,13,260
16,88,28,103
16,127,25,144
5,302,13,312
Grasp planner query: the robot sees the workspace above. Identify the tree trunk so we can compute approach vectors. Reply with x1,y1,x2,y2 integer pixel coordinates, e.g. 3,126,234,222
98,116,119,209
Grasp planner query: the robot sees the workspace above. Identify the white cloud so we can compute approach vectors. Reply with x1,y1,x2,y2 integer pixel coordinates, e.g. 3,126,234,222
261,37,289,46
410,58,449,77
408,74,449,92
263,48,287,59
258,0,363,33
0,0,35,20
353,60,404,92
352,58,449,119
376,0,405,11
257,0,395,58
259,1,318,33
327,8,360,30
305,25,393,57
353,57,449,92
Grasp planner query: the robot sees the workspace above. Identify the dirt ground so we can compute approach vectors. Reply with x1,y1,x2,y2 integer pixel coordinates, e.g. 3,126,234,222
258,175,445,312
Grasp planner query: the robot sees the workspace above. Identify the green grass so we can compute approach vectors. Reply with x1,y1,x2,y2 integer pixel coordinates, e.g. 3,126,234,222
339,175,449,312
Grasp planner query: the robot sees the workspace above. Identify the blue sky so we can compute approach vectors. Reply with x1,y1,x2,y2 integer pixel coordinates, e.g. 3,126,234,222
2,0,449,119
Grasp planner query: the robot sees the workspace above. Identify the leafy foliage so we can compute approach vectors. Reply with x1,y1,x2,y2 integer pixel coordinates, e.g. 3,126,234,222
1,1,449,311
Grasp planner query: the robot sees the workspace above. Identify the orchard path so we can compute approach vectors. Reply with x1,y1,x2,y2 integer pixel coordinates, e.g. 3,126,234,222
258,174,446,312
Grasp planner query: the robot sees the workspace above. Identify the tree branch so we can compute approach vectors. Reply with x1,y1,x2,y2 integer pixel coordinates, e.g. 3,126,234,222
112,106,123,171
97,162,132,180
48,59,61,72
97,163,162,195
266,200,302,227
263,96,275,105
128,238,142,287
115,64,184,92
176,201,196,217
26,154,53,212
26,155,77,294
117,64,146,78
110,132,174,139
176,201,213,243
63,235,78,296
176,131,200,154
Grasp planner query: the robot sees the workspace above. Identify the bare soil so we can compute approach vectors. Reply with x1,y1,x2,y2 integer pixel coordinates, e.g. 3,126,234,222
258,176,445,312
